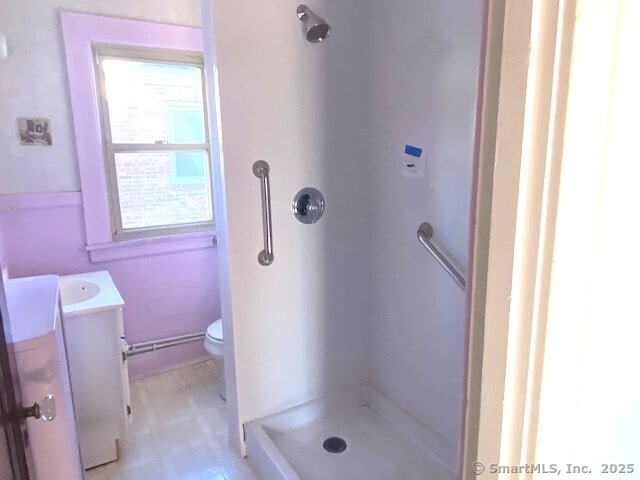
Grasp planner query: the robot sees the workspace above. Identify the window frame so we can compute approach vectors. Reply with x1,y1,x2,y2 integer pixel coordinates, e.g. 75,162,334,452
61,12,214,261
93,44,214,241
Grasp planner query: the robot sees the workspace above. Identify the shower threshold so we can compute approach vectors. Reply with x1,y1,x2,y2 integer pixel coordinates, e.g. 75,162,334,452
245,386,455,480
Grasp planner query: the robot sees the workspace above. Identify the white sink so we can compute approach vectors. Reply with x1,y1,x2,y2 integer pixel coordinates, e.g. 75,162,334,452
60,280,100,305
59,271,124,317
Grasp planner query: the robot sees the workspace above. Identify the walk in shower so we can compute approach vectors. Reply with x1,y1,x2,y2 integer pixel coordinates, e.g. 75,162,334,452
202,0,483,478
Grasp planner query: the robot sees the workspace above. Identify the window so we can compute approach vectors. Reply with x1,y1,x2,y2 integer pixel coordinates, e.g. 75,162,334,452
95,45,213,239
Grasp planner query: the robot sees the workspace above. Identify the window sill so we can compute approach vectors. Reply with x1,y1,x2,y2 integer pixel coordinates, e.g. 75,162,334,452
86,230,216,263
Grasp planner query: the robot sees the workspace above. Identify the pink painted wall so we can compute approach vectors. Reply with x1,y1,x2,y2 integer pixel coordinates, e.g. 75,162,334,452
0,13,221,379
0,214,6,272
0,192,220,378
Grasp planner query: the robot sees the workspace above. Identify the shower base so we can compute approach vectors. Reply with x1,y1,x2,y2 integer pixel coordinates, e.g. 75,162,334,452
245,386,455,480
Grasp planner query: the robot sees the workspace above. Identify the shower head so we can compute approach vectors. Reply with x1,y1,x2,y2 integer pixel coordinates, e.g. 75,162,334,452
296,5,331,43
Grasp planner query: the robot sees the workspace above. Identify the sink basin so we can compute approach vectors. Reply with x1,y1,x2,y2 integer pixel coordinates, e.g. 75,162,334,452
59,271,124,317
60,280,100,305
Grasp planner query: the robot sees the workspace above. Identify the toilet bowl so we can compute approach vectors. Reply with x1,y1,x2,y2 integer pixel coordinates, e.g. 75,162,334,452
204,319,225,400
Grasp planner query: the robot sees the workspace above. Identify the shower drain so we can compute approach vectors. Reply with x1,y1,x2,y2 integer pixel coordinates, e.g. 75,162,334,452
323,436,347,453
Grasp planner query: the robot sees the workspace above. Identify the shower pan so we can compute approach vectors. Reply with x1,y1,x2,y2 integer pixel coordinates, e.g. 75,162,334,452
245,387,452,480
203,0,482,478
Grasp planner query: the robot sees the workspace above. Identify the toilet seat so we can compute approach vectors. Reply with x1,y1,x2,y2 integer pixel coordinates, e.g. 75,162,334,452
206,319,223,343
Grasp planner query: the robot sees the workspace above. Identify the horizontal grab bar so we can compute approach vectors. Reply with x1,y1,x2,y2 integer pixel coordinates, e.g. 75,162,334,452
417,222,466,290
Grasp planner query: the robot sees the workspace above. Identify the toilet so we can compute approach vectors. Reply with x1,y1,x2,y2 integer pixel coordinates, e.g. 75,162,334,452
204,319,225,400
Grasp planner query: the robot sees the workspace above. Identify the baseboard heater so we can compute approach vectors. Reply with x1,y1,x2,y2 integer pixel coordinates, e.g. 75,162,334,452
126,331,205,357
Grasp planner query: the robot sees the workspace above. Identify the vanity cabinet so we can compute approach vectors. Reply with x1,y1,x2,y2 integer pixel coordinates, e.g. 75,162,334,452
60,271,131,469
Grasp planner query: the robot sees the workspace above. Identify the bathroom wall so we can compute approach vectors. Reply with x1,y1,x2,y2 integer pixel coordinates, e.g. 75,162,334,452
0,215,6,278
0,194,220,379
0,1,219,378
368,0,482,471
0,0,201,193
207,0,373,440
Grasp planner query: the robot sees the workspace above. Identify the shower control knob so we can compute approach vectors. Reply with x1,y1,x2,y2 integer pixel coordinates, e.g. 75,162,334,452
292,187,325,224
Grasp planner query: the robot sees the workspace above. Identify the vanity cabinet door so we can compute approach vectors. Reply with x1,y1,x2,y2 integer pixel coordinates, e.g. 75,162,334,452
64,307,128,469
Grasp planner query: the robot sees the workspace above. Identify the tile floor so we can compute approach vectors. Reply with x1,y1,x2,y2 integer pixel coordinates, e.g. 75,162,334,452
85,360,258,480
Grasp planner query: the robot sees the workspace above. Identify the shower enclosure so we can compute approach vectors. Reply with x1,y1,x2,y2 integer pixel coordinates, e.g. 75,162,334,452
202,0,483,478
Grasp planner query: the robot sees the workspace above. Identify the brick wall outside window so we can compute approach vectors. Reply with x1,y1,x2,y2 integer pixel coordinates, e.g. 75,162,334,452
115,152,209,229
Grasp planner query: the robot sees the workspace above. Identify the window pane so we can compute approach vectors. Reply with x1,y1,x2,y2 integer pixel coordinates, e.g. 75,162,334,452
175,151,205,179
102,58,205,144
170,108,205,144
114,151,212,230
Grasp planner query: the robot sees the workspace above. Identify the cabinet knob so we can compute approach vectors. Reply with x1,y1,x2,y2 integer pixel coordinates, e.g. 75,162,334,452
22,394,56,422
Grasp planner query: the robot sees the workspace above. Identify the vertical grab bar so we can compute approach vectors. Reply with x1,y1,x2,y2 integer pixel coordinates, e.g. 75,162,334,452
253,161,274,266
417,222,466,290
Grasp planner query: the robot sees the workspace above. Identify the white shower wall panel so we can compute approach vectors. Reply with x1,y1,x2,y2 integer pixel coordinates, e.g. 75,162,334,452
208,0,374,437
368,0,483,467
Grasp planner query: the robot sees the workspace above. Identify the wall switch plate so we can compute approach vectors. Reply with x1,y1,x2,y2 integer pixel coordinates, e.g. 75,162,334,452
401,144,425,177
17,117,52,146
